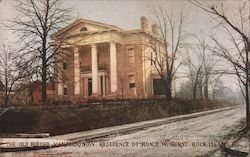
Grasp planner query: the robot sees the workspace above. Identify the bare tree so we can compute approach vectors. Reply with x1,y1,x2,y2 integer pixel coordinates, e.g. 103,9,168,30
6,0,72,103
185,34,221,100
210,76,224,100
176,80,193,99
184,48,203,100
195,36,219,100
0,44,24,106
148,6,186,100
191,0,250,129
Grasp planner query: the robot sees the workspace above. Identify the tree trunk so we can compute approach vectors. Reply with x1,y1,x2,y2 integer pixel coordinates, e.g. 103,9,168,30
193,79,198,100
41,32,47,103
245,80,249,130
193,87,197,100
4,77,8,106
165,78,172,101
245,47,250,130
165,86,172,100
41,50,47,103
212,88,216,100
41,66,47,103
192,72,200,100
199,84,203,100
4,93,9,106
204,76,209,100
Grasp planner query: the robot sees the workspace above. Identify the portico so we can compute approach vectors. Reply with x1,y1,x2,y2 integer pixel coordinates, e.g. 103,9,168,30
58,42,118,97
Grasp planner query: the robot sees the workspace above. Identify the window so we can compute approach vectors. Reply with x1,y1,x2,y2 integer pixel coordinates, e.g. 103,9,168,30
63,62,67,70
129,75,136,88
63,86,68,95
80,27,88,32
128,48,135,64
153,79,165,95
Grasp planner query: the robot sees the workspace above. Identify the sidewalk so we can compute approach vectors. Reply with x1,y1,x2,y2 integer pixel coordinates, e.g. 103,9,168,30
0,105,240,152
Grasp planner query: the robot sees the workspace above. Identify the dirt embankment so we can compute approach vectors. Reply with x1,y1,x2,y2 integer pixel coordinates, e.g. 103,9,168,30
0,99,236,136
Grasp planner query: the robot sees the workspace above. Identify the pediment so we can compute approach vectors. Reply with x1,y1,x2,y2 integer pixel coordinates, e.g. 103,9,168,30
52,18,123,38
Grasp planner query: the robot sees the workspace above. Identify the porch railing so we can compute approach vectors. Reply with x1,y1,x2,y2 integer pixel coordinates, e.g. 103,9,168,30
80,63,109,72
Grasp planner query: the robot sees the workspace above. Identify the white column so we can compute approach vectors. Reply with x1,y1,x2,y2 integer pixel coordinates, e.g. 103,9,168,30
91,44,98,95
103,76,106,95
110,42,117,93
98,76,101,95
74,46,81,95
57,51,64,96
58,82,64,95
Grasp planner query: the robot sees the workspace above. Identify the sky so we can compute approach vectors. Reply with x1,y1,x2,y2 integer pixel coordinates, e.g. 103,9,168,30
0,0,246,92
0,0,217,41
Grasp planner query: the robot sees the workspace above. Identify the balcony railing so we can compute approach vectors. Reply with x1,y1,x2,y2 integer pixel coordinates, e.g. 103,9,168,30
81,63,109,72
81,65,91,72
99,63,109,71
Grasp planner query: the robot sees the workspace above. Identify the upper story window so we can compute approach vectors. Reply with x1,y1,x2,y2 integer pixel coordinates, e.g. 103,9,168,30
80,27,88,32
63,62,67,70
128,48,135,64
129,74,136,89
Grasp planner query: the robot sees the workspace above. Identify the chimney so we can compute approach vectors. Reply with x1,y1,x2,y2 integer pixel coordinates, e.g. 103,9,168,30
140,16,148,30
151,24,160,35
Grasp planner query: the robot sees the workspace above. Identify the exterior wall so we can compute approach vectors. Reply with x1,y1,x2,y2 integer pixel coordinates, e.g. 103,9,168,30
31,87,54,104
11,82,54,105
80,46,91,70
55,47,74,97
142,44,153,97
139,33,164,98
55,40,165,99
65,48,75,96
97,44,110,70
115,42,145,99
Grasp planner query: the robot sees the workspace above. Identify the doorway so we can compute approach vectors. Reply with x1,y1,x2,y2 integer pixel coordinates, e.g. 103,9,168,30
88,78,92,96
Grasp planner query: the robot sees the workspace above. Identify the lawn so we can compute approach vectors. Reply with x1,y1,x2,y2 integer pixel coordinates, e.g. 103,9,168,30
0,99,237,136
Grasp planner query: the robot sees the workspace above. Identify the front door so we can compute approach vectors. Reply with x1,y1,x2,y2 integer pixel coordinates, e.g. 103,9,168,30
88,78,92,96
100,76,103,95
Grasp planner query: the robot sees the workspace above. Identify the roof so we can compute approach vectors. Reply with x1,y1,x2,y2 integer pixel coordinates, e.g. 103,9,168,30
51,17,163,45
17,81,54,92
32,81,54,91
51,18,124,39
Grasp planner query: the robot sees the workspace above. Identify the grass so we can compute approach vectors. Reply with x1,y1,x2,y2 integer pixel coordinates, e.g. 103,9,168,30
0,99,237,136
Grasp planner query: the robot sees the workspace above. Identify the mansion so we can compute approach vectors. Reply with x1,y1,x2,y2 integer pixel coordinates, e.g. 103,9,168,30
52,16,176,100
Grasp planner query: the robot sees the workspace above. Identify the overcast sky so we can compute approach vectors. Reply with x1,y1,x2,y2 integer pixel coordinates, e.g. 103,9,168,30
0,0,245,91
0,0,220,41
